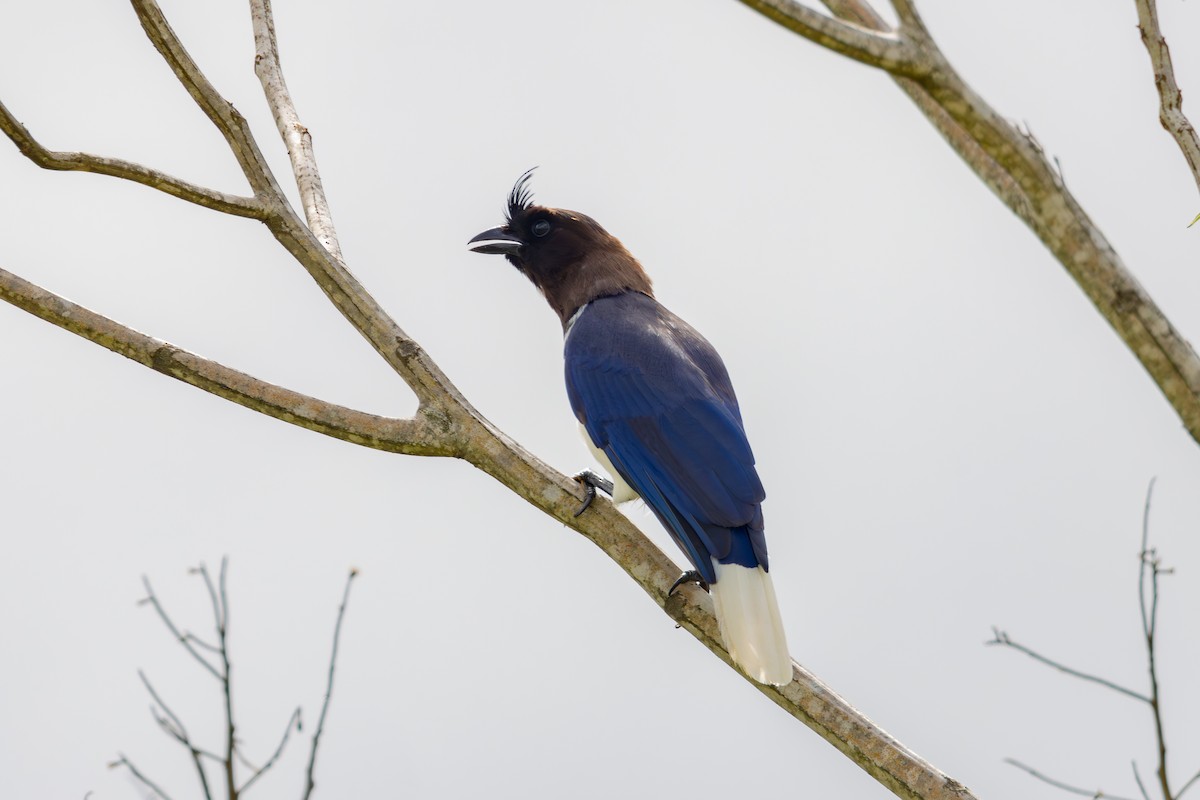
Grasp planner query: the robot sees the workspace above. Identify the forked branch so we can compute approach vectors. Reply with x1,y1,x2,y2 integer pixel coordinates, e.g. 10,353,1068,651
992,482,1196,800
737,0,1200,445
0,100,265,218
118,561,357,800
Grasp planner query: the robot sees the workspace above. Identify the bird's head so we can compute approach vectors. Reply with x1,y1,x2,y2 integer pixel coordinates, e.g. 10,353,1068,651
468,169,653,328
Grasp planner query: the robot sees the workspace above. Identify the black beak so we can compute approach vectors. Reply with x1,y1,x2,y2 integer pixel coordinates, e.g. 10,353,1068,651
468,227,524,255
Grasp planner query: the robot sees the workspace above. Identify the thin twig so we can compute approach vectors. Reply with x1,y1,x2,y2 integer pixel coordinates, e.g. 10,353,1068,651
185,633,222,654
1133,0,1200,219
1177,766,1200,800
141,638,218,799
1138,478,1156,641
987,628,1151,704
1004,758,1137,800
1133,761,1152,800
140,577,223,681
250,0,343,260
206,558,238,800
111,754,175,800
302,569,358,800
195,563,225,635
1137,479,1173,800
238,708,302,794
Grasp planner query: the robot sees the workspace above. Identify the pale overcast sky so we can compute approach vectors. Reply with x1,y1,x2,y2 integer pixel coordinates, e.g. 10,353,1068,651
3,1,1200,798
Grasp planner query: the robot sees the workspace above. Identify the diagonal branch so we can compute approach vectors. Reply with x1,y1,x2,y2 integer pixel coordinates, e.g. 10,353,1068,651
0,267,454,457
238,708,301,795
1004,758,1138,800
129,0,284,200
139,671,216,800
1133,0,1200,215
0,100,266,219
302,569,356,800
739,0,1200,447
111,754,175,800
250,0,343,260
140,576,224,682
987,628,1151,704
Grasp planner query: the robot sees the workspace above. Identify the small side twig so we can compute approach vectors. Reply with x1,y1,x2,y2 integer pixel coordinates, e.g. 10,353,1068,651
1176,767,1200,800
986,627,1150,704
1004,758,1137,800
110,754,175,800
139,670,216,800
1133,760,1152,800
238,708,302,794
995,481,1183,800
140,577,223,681
302,568,358,800
1138,479,1174,800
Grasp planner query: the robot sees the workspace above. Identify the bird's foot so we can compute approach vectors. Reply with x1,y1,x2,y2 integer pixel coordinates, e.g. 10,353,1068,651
668,570,710,596
572,469,614,517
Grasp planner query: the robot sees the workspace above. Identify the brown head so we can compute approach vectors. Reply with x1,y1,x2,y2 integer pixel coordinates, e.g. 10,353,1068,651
468,170,653,328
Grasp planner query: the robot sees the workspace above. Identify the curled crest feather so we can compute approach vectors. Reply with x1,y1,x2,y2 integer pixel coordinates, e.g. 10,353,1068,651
506,167,538,223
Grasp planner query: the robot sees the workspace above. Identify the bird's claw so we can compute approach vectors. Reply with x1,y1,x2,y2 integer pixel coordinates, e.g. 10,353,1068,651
572,469,615,517
668,570,710,596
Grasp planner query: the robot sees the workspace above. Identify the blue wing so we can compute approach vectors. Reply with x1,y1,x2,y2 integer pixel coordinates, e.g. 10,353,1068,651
564,293,767,585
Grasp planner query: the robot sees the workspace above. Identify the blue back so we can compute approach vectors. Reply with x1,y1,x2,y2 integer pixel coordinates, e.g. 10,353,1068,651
564,292,767,584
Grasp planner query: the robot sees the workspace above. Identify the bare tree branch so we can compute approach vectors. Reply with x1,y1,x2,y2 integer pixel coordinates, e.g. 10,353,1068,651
1177,767,1200,800
1004,758,1137,800
1137,479,1173,800
139,671,217,800
986,628,1151,704
199,559,239,800
734,0,922,75
238,708,301,794
110,754,175,800
250,0,343,260
129,0,283,200
1133,761,1152,800
1133,0,1200,219
0,267,452,457
1003,762,1132,796
140,576,223,682
302,569,356,800
997,484,1187,800
0,100,266,218
734,0,1200,446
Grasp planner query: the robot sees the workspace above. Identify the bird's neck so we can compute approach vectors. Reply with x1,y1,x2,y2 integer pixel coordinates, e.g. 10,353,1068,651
543,249,654,331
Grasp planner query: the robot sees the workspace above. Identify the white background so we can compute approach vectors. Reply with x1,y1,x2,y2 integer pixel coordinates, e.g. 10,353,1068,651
2,1,1199,798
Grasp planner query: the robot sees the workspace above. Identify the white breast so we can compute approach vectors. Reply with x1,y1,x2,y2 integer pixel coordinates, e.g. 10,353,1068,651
578,424,640,504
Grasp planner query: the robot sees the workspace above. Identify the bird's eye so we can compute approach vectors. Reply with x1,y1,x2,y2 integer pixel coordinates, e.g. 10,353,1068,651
531,219,551,238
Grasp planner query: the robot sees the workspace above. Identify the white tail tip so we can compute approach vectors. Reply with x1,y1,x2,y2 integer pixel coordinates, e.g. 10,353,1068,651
710,561,793,686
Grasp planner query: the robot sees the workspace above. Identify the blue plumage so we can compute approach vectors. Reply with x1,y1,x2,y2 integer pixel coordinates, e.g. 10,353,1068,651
469,174,792,684
564,292,767,585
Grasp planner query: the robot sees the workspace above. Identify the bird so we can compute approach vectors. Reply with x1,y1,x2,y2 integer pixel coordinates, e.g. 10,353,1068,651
467,170,792,686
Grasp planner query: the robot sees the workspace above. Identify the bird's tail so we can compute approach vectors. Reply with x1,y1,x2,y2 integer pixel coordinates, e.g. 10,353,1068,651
710,561,793,686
